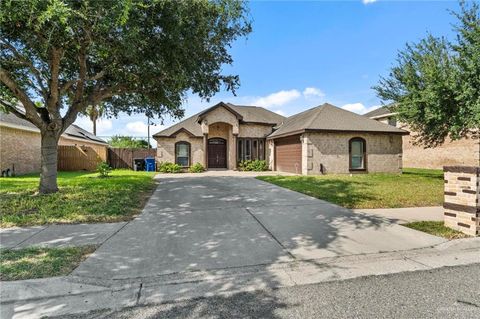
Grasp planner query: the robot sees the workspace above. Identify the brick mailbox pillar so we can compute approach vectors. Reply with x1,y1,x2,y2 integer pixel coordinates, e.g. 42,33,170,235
444,166,480,236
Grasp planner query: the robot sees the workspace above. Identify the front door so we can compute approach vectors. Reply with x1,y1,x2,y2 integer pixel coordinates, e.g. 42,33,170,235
208,138,227,168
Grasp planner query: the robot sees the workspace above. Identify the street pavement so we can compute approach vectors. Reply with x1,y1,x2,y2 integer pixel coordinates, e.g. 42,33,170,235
62,263,480,318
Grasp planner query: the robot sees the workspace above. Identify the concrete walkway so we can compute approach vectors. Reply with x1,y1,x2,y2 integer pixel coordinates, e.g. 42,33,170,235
72,177,446,281
0,222,126,249
354,206,443,223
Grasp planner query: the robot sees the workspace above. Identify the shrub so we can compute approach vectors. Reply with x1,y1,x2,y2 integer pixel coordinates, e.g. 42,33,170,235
96,162,112,178
158,162,182,173
188,163,205,173
238,160,268,172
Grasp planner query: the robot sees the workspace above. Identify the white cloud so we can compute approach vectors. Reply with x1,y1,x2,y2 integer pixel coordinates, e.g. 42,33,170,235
303,87,325,98
273,110,286,116
253,89,301,108
362,0,377,4
341,103,381,115
124,121,154,136
74,116,112,135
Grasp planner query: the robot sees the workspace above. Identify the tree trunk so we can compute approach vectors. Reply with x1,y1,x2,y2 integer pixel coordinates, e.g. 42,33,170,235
93,119,97,136
39,130,60,194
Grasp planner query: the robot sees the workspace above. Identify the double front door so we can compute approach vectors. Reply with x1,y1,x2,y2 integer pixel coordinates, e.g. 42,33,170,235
208,138,227,168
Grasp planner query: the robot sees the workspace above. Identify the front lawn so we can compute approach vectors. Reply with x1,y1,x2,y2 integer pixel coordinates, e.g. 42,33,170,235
0,170,156,227
0,246,96,281
403,221,469,240
257,168,443,209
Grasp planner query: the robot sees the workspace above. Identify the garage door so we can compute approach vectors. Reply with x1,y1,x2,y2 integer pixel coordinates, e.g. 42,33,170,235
274,135,302,174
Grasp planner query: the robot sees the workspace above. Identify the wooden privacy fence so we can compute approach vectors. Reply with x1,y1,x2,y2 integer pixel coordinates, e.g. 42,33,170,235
107,148,156,169
58,145,108,171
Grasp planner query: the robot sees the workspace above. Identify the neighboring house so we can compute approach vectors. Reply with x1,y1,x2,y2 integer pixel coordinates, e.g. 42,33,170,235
154,102,408,174
0,111,108,175
365,106,480,169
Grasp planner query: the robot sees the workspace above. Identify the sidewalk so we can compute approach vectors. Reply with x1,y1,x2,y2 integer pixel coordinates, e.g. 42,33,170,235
354,206,443,223
1,236,479,319
0,222,127,249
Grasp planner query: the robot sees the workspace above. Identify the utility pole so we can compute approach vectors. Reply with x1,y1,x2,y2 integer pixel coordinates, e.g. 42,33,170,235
147,117,151,149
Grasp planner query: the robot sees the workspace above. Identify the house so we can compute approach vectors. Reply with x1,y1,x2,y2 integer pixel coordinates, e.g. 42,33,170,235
154,102,408,174
0,111,108,175
365,106,480,169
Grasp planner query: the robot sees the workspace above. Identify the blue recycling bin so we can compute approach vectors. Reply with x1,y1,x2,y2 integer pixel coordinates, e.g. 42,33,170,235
145,157,156,172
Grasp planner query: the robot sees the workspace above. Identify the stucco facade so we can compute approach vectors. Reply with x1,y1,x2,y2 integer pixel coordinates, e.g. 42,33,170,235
154,105,278,170
301,132,403,175
155,131,204,166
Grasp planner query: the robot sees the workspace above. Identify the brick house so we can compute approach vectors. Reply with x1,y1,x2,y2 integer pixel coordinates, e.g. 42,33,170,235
154,102,408,174
365,106,480,169
0,112,108,175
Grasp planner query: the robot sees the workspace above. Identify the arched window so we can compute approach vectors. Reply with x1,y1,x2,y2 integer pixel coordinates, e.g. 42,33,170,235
349,137,366,171
175,142,191,167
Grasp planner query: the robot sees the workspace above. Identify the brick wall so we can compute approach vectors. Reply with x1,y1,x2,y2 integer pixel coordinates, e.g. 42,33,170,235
444,166,480,236
404,135,479,169
0,126,41,175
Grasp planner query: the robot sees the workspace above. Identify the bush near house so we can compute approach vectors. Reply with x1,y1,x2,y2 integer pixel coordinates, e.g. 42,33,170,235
188,163,205,173
0,170,156,227
158,162,182,173
238,160,269,172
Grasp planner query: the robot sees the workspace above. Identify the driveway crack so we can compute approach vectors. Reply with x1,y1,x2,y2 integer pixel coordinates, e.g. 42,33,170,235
244,207,296,260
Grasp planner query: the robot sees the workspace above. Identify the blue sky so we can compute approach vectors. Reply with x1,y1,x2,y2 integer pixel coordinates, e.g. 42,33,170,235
75,0,461,144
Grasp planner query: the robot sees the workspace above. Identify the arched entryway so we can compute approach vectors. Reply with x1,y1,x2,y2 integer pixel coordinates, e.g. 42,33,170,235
208,138,227,168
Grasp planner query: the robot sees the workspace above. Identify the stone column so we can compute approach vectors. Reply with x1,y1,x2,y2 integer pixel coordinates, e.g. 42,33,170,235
233,134,238,170
444,166,480,236
203,133,208,168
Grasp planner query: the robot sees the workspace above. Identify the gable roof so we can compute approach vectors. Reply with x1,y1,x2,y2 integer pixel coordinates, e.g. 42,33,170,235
364,104,396,118
267,103,408,139
153,102,286,137
0,111,108,145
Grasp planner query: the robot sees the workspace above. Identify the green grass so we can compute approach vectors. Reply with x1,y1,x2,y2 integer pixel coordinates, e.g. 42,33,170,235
0,170,156,227
0,245,96,281
257,168,443,209
404,221,469,240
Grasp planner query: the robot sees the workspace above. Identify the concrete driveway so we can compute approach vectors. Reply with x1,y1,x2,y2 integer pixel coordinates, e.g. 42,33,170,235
73,176,445,280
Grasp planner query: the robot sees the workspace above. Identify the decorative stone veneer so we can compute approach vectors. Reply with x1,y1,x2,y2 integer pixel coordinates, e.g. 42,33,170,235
238,124,273,138
208,122,235,169
155,131,204,166
444,166,480,236
302,132,403,175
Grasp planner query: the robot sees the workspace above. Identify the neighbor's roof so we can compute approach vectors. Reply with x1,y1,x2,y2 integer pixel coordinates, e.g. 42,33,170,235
0,111,108,145
363,105,396,118
153,102,285,137
267,103,408,139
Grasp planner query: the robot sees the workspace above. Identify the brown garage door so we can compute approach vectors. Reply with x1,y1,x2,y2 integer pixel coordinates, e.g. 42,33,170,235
274,135,302,174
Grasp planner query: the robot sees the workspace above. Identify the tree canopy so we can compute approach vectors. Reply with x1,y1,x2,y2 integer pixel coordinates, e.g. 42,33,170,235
0,0,251,193
374,1,479,147
109,135,150,148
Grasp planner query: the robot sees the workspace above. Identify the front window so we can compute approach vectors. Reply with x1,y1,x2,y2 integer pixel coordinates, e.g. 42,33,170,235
237,138,266,162
175,142,190,167
349,138,366,170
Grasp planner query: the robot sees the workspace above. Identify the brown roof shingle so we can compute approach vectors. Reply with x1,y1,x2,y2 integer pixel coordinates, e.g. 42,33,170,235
153,102,286,137
267,103,408,138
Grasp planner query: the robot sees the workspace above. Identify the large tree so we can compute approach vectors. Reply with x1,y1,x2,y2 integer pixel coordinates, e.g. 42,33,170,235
0,0,250,193
374,1,479,147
